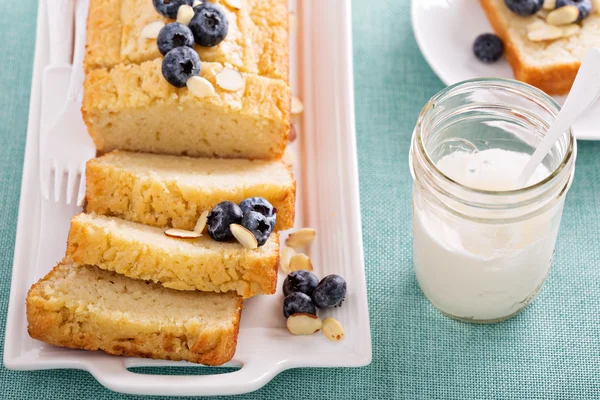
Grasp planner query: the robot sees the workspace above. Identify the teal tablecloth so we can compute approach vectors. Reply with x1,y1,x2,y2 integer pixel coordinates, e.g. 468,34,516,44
2,1,600,398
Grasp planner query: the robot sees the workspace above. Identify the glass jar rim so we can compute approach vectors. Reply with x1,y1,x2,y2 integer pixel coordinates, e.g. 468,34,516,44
414,78,576,197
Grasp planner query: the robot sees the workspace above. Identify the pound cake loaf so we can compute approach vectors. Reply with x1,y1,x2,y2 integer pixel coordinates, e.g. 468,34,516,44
480,0,600,94
66,213,279,298
85,151,295,232
82,0,291,159
26,262,242,365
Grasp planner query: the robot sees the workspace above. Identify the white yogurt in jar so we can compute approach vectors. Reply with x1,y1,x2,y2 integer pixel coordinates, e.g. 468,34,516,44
413,149,565,322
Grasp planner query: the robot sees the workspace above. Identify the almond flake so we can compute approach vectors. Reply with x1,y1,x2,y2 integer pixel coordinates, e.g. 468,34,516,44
230,224,258,249
291,96,304,116
287,313,322,335
528,23,563,41
593,0,600,14
289,253,313,272
288,124,297,143
322,317,345,342
280,246,296,274
224,0,242,9
177,5,195,26
193,0,202,6
165,228,202,239
187,76,216,98
561,23,581,37
543,0,556,10
546,5,579,25
215,67,244,91
140,21,165,39
286,228,316,248
193,210,209,233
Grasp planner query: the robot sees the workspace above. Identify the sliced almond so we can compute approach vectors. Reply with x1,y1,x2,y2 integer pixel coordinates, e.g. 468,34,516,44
286,228,316,248
291,96,304,116
187,76,216,98
230,224,258,249
215,67,244,91
176,5,195,26
593,0,600,14
546,5,579,25
280,246,296,274
322,317,345,342
193,0,202,6
536,9,550,19
561,23,581,37
528,23,564,41
140,21,165,39
528,19,548,31
165,228,202,239
286,313,322,335
543,0,556,10
193,210,209,234
289,253,313,272
224,0,242,9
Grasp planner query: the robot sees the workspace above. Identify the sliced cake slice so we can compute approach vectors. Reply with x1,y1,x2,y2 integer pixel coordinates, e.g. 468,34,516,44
66,213,279,298
85,151,295,232
26,262,242,366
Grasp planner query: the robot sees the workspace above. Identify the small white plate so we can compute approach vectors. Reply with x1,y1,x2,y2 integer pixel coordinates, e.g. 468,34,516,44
411,0,600,140
3,0,371,396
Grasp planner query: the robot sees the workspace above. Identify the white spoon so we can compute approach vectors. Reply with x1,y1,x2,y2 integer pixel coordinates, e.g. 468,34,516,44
517,48,600,188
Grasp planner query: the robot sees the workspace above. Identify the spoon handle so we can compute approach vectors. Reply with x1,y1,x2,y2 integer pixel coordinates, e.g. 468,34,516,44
517,48,600,187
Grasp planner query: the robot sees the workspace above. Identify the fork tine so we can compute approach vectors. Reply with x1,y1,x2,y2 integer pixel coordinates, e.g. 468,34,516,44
54,163,64,203
66,165,77,205
77,167,86,207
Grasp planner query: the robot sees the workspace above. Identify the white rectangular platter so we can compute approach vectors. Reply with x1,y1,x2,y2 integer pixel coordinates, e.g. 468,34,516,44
3,0,372,396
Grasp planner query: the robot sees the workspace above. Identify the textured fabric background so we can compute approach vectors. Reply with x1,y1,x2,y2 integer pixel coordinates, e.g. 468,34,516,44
1,1,600,399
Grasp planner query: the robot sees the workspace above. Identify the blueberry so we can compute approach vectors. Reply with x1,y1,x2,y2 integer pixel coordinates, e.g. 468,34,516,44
152,0,193,19
207,201,243,241
503,0,544,16
311,275,346,309
282,270,319,297
241,211,273,246
189,2,229,47
556,0,591,21
473,34,504,63
157,23,195,56
283,292,316,318
161,47,201,87
239,197,276,218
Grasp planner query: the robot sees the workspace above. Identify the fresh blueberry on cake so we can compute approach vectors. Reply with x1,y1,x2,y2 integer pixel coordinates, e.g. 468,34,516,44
503,0,544,16
157,23,195,55
241,211,273,246
189,2,229,47
207,201,244,242
152,0,193,19
161,46,201,87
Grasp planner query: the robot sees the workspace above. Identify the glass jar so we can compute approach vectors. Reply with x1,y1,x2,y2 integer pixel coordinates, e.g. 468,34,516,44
409,79,577,323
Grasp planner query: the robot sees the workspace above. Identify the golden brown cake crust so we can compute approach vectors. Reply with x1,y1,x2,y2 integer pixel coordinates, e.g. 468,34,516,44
26,263,243,366
479,0,582,95
84,151,296,232
84,0,289,82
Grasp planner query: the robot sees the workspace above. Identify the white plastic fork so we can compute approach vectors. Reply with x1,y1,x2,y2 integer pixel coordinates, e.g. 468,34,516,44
39,0,94,206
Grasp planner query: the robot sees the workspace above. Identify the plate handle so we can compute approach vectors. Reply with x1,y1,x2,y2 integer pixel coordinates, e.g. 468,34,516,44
86,357,283,396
